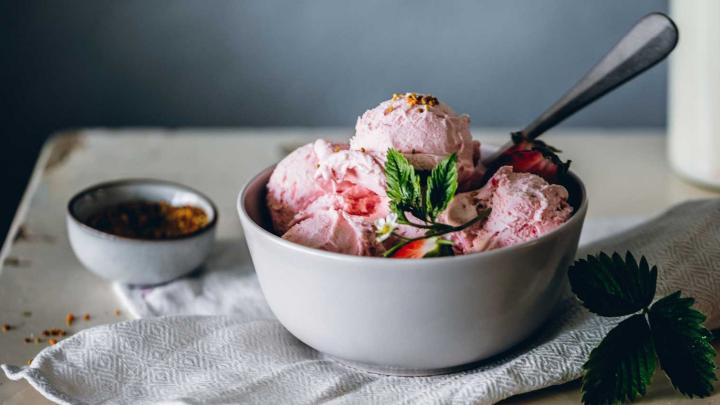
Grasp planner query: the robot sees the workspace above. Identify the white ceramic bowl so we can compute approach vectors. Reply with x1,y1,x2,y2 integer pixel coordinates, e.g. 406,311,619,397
67,179,217,285
237,165,587,376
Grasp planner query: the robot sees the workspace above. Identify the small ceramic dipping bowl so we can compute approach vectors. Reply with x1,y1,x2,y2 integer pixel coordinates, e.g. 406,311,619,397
238,159,587,376
67,179,217,285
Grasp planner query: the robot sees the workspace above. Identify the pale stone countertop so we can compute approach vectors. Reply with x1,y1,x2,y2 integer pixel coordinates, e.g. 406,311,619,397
0,128,718,404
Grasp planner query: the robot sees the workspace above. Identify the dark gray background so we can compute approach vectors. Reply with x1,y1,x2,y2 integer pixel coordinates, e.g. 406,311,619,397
1,0,668,241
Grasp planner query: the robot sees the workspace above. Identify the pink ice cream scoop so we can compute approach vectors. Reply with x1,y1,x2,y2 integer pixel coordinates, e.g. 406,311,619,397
282,210,367,255
267,139,389,254
282,197,383,256
314,147,389,221
350,93,482,187
441,166,573,254
266,141,330,234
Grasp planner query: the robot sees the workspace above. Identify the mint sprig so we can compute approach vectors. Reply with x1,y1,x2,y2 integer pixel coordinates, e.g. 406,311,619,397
385,149,424,222
380,149,490,257
426,153,458,221
569,252,717,404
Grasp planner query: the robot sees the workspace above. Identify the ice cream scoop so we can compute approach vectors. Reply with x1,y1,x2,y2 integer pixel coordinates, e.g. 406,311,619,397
266,137,391,255
282,207,380,256
351,93,482,188
266,141,328,234
441,166,573,254
315,147,389,220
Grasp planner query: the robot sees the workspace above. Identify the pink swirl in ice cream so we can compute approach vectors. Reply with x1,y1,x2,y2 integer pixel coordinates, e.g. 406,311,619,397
350,93,482,188
440,166,573,254
315,147,389,219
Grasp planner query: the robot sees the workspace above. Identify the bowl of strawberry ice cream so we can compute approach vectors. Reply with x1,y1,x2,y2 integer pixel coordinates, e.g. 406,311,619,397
237,93,588,375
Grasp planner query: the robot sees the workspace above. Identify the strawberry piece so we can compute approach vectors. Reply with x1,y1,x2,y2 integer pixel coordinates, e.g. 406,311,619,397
491,133,570,184
339,184,381,216
390,237,454,259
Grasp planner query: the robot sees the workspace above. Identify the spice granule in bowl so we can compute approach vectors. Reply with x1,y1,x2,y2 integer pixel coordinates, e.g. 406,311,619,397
86,201,210,239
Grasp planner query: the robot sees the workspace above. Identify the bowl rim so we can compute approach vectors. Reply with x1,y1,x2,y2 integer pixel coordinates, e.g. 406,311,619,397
237,164,588,263
68,178,219,243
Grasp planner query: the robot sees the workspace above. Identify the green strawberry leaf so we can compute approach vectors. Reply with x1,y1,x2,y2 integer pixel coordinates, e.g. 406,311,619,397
426,153,458,221
649,291,718,398
568,252,657,317
581,314,656,405
385,149,423,219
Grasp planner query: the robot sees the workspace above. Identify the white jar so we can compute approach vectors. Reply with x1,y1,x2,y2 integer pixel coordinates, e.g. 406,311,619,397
669,0,720,189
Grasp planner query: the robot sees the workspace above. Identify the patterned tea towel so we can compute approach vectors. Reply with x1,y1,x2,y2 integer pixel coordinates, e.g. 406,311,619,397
3,200,720,405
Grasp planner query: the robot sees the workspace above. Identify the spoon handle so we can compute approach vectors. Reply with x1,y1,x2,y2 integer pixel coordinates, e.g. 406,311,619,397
522,13,678,140
524,13,678,140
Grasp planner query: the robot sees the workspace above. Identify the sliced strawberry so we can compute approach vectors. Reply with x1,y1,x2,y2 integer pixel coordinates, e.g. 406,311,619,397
390,237,454,259
490,133,570,184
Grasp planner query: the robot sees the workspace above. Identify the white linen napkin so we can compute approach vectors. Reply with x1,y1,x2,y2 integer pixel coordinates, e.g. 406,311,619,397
4,200,720,405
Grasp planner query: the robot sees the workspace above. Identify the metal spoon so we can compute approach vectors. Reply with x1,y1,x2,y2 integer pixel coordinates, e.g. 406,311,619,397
481,12,679,167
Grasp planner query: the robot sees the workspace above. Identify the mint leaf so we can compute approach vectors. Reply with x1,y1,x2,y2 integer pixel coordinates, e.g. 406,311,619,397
649,291,717,397
568,252,657,317
385,149,423,220
426,153,458,221
581,314,656,405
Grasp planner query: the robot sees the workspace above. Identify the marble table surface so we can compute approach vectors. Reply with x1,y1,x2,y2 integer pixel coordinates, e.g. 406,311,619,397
1,128,718,404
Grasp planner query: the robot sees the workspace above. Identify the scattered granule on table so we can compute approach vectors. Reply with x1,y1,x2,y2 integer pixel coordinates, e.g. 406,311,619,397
26,359,32,366
48,338,57,346
46,328,66,337
114,309,122,317
5,309,85,344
